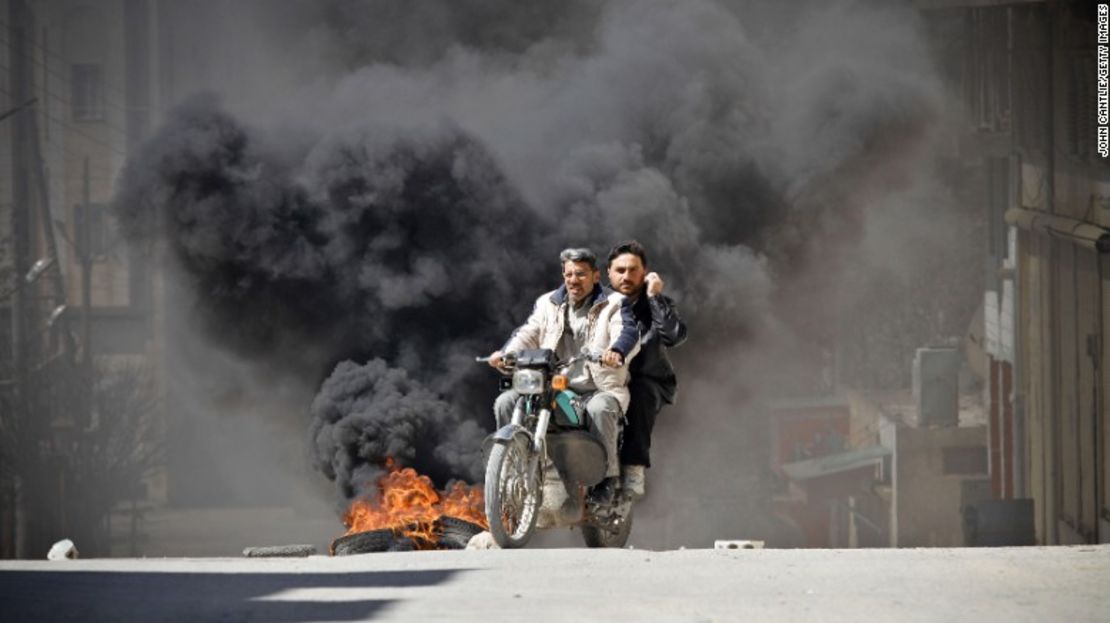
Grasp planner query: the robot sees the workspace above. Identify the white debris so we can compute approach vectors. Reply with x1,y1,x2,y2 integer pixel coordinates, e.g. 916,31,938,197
466,531,500,550
47,539,78,561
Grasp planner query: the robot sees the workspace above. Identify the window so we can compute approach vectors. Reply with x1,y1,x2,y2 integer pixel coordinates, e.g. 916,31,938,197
965,7,1012,133
71,63,105,121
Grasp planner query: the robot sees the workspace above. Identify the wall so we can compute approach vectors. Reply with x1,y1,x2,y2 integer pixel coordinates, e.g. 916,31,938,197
887,417,988,547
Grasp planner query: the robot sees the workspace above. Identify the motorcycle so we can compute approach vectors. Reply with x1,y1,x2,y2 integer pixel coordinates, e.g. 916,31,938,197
476,348,634,549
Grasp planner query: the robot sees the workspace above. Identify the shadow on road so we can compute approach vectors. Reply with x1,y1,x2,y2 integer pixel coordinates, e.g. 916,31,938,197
0,567,464,622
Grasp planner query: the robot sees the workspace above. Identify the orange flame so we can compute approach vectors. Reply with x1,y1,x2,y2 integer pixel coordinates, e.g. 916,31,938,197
342,458,488,549
440,480,487,526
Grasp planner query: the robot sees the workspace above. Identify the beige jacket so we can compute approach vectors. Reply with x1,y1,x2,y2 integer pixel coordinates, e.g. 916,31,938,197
502,284,640,412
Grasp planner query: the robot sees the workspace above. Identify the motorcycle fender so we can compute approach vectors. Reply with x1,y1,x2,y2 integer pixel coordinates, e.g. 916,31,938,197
482,424,532,457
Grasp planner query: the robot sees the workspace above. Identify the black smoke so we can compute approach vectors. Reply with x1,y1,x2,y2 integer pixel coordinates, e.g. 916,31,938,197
113,94,556,498
112,0,972,531
309,359,485,498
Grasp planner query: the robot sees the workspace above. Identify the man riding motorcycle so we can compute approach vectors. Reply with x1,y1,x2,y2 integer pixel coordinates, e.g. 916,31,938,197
606,240,688,499
486,247,639,503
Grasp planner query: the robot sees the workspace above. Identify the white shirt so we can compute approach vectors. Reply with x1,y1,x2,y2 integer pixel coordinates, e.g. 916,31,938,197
558,297,596,393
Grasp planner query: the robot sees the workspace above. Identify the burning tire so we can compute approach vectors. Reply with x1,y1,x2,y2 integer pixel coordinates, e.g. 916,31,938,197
387,536,417,552
331,529,395,556
484,434,542,548
438,516,486,550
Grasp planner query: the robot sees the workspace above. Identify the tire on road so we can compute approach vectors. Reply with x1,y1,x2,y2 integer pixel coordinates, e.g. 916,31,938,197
387,536,417,552
438,516,486,550
331,529,395,556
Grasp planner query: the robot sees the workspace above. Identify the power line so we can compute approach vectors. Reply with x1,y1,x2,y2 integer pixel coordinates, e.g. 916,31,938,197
0,96,35,123
0,95,129,183
42,89,130,143
0,15,132,103
0,9,153,149
37,107,128,158
0,7,143,181
0,69,131,145
0,63,130,157
0,32,133,142
5,96,130,159
0,32,150,115
7,122,144,207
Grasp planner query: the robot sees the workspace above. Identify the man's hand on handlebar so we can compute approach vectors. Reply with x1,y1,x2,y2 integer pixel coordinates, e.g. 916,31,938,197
600,349,624,368
487,350,510,372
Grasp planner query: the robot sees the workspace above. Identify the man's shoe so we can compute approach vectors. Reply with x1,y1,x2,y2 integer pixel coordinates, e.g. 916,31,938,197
622,465,646,499
588,476,620,507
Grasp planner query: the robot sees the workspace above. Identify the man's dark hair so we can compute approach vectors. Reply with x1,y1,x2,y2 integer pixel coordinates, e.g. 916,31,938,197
607,240,648,267
559,247,598,270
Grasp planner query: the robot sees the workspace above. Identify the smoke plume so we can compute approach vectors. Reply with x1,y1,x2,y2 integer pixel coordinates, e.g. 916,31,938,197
309,359,485,499
114,95,556,494
113,0,975,543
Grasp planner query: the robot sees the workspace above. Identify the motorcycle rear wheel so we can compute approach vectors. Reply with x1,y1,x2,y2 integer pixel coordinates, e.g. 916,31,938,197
485,434,542,548
582,508,633,548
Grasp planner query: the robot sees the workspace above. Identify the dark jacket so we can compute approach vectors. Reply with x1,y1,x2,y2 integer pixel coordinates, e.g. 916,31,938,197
628,293,687,403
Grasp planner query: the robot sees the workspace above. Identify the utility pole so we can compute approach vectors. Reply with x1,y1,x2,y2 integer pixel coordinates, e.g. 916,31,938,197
4,0,73,560
28,102,74,361
81,158,93,387
7,0,32,560
9,0,31,397
25,20,79,551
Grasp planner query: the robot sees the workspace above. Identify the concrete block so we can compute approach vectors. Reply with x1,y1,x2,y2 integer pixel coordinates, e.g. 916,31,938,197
47,539,78,561
466,531,500,550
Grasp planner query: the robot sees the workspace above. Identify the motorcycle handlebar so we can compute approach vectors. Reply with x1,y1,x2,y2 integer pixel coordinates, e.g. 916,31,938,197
476,349,608,369
566,349,602,365
476,353,517,371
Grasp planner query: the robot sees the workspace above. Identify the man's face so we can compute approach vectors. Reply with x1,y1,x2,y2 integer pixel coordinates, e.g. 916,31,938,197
608,253,645,296
563,260,599,303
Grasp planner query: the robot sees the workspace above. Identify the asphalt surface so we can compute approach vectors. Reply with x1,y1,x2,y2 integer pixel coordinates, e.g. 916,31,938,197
1,544,1107,622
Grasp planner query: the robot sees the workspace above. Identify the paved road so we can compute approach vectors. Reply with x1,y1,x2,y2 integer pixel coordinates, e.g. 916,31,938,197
1,545,1107,622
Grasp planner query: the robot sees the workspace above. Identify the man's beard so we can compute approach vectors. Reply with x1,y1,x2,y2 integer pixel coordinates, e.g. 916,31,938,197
619,282,643,297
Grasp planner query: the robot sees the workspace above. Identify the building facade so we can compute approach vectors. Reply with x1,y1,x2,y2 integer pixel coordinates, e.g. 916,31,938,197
929,0,1110,544
0,0,159,558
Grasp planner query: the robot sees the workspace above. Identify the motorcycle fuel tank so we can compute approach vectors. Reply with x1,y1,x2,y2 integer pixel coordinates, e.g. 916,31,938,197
553,390,585,426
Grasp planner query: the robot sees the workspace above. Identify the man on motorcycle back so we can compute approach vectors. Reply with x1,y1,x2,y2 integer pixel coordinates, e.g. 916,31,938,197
606,241,688,499
487,247,639,504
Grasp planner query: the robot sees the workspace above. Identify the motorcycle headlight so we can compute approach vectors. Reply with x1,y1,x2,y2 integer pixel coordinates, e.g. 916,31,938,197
512,369,545,395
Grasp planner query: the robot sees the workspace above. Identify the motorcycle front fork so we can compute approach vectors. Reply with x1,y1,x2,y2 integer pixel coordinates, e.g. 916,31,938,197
512,397,550,488
512,398,551,454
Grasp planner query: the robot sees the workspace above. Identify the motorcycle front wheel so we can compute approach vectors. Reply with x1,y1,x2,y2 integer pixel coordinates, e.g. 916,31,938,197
484,434,542,548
